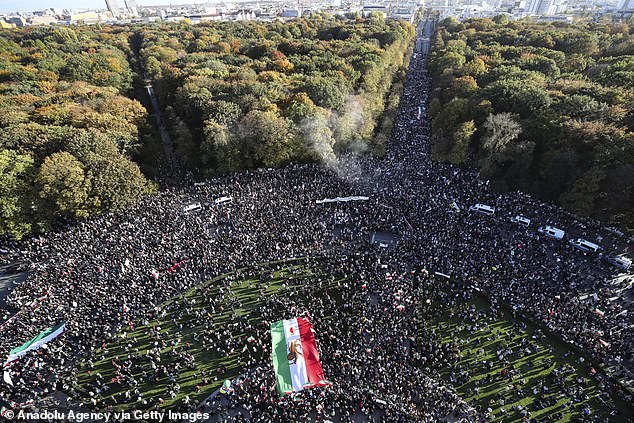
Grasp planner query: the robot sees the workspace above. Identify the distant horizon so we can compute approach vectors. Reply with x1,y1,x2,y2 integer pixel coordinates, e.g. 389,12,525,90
0,0,249,14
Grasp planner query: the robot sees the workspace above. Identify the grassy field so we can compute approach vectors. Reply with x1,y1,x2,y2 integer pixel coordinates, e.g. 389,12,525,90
421,296,632,422
72,258,346,411
72,259,633,420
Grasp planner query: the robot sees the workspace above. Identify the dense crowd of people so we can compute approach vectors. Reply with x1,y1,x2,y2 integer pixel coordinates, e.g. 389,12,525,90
0,18,632,422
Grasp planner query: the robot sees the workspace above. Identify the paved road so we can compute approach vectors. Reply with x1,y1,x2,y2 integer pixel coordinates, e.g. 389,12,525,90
0,264,28,311
145,84,181,181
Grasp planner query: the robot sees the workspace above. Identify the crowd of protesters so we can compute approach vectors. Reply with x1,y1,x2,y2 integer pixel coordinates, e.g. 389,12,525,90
0,18,632,422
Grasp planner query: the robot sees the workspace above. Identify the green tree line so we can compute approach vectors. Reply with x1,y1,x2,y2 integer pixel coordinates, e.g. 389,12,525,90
428,16,634,230
137,13,414,174
0,15,414,239
0,25,156,239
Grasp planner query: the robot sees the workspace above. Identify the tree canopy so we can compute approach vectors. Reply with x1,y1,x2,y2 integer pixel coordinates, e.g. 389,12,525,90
0,25,156,238
429,17,634,230
139,14,414,175
0,16,414,238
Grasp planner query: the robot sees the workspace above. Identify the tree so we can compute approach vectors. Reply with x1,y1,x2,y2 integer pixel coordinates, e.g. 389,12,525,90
429,17,634,228
492,14,509,25
207,100,243,127
556,32,599,56
145,56,162,79
201,119,239,173
482,112,522,152
560,167,605,217
484,79,552,118
539,149,581,200
481,112,522,176
446,76,478,99
519,56,560,79
461,58,487,77
432,51,466,75
53,27,79,44
88,155,155,212
238,110,295,167
37,151,95,219
285,92,317,122
556,95,608,121
0,150,35,238
431,98,471,160
304,75,349,110
448,120,476,165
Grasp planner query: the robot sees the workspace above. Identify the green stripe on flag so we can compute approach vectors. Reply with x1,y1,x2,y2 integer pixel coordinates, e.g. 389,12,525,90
9,322,65,355
271,320,293,396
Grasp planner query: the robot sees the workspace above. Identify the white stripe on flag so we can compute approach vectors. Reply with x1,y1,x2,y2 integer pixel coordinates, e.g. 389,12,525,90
3,370,13,387
5,323,66,365
283,318,308,392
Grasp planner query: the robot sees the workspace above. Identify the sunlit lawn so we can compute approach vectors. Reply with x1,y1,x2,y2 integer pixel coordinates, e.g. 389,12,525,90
424,297,632,422
73,258,345,411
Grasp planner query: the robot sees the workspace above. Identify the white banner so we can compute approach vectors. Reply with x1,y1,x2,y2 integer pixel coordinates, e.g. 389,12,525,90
316,196,369,204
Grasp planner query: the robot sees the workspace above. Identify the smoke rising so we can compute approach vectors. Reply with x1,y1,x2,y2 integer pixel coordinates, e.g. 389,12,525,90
300,95,373,184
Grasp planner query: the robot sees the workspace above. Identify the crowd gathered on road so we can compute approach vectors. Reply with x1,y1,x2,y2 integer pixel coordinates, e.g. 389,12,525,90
0,19,632,422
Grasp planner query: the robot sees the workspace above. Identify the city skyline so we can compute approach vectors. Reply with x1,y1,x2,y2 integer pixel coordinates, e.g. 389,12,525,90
0,0,218,13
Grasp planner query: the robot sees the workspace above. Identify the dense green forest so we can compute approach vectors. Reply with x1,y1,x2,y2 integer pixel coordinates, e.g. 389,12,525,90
0,15,413,239
0,25,156,238
139,14,414,174
428,16,634,230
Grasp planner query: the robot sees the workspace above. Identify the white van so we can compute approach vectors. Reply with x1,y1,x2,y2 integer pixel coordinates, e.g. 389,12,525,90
606,255,632,271
183,203,202,213
469,204,495,216
605,227,624,237
511,215,531,227
537,226,565,240
569,238,601,253
214,196,233,205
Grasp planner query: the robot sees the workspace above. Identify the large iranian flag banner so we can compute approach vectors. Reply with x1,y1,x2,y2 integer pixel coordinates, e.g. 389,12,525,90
271,317,326,396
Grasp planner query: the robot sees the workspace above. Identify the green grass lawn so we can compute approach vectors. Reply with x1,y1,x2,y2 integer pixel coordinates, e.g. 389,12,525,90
71,258,346,411
421,297,632,422
72,259,632,421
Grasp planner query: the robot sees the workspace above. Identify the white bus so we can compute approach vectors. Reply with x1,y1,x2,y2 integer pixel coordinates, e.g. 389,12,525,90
606,255,632,271
511,215,531,227
537,226,565,240
469,204,495,216
569,238,601,253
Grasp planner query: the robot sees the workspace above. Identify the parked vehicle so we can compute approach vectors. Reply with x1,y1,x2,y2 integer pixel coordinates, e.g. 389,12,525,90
511,215,531,227
183,203,202,213
469,204,495,216
537,226,565,240
214,196,233,205
606,255,632,271
568,238,601,253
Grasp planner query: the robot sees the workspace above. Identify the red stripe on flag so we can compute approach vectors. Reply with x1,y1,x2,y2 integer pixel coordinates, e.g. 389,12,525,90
297,317,325,386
